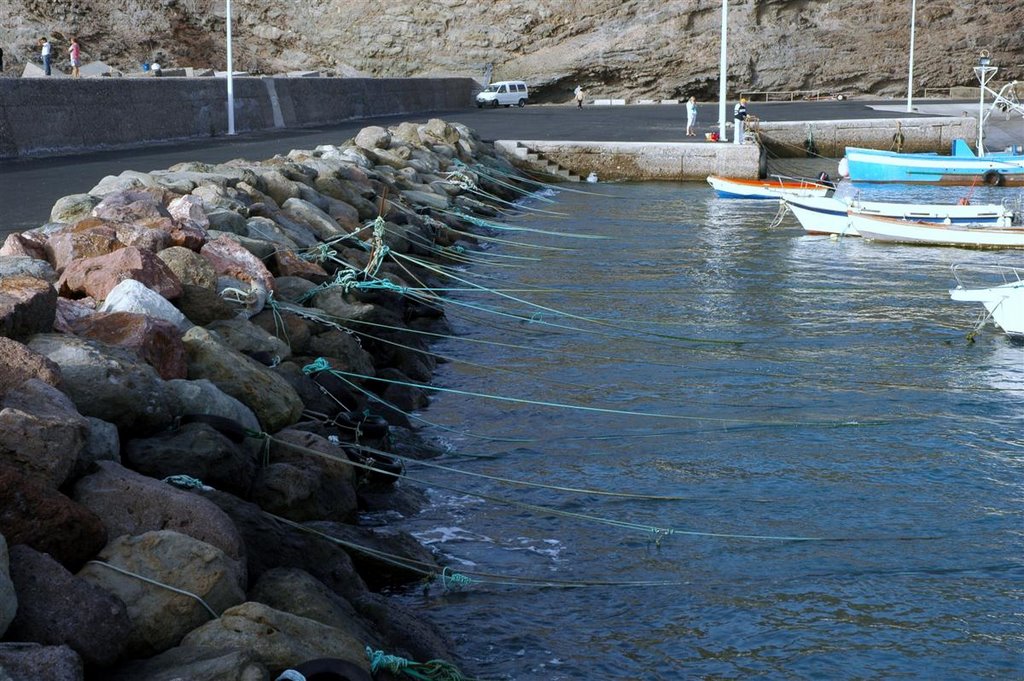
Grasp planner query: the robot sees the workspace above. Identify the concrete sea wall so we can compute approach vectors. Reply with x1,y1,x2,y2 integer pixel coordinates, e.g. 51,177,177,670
0,77,477,159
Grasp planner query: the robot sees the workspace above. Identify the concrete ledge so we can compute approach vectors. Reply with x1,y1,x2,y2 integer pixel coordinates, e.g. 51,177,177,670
754,116,977,157
0,77,478,159
495,140,761,181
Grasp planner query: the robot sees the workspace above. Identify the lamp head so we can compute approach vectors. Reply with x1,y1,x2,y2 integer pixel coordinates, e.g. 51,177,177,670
979,50,991,67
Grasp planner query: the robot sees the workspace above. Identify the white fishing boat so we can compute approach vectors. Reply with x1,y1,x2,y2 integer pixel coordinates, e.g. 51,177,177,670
949,264,1024,340
783,195,1014,236
707,174,833,199
848,211,1024,248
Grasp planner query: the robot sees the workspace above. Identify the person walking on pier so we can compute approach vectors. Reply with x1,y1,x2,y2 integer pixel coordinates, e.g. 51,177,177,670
686,96,698,136
733,97,748,144
39,37,51,76
574,85,584,109
69,37,81,78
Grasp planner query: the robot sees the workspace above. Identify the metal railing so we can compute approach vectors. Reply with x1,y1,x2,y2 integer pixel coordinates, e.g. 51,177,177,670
740,90,822,102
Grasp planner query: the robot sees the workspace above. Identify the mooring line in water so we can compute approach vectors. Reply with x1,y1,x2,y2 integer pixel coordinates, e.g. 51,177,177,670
437,208,607,238
389,250,746,346
303,357,894,430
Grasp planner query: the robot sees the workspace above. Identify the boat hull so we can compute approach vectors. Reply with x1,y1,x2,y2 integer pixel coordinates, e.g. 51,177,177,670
844,143,1024,186
950,283,1024,338
784,196,1012,236
707,175,831,199
849,212,1024,248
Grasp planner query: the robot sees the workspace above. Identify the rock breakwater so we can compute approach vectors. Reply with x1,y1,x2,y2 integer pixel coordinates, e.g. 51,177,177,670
0,118,529,679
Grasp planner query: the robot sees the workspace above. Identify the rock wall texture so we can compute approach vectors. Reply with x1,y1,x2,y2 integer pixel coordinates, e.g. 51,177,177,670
3,0,1023,102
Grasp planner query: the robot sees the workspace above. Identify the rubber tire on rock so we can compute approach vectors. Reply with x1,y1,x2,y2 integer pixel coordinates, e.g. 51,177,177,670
983,170,1004,186
518,99,526,107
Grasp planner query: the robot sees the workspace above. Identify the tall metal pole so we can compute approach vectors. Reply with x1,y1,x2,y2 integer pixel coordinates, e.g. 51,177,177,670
718,0,728,139
226,0,236,135
906,0,916,112
975,53,996,156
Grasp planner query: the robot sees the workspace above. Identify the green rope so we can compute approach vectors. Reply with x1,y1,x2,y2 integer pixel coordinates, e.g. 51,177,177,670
440,566,473,591
366,647,469,681
162,474,212,490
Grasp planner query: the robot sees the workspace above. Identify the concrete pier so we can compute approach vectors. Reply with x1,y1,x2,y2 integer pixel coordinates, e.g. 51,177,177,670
496,116,978,181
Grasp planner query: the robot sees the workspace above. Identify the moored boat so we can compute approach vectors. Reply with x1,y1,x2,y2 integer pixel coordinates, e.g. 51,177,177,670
707,174,833,199
949,264,1024,339
842,140,1024,186
849,210,1024,248
783,194,1013,236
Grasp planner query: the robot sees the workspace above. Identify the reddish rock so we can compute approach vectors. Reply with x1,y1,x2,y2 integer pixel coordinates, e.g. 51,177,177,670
56,246,183,302
168,222,208,250
44,220,123,273
0,337,64,400
0,275,57,340
0,462,107,570
67,311,187,380
0,232,48,260
272,249,329,283
200,236,275,294
91,188,171,223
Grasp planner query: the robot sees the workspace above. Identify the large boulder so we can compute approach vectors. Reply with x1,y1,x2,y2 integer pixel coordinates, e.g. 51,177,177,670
72,461,246,572
0,378,88,487
101,646,269,681
164,378,262,437
0,255,57,283
0,463,107,571
198,490,368,603
6,545,130,667
156,246,219,290
97,278,192,331
182,327,303,433
0,643,83,681
77,530,246,657
27,334,175,435
57,246,183,302
252,430,358,523
205,318,292,364
248,568,377,650
0,275,57,340
122,422,257,498
65,310,188,380
179,601,368,676
0,337,63,399
0,536,15,639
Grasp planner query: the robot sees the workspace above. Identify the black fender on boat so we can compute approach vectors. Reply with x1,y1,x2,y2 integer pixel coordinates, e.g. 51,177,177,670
983,170,1004,186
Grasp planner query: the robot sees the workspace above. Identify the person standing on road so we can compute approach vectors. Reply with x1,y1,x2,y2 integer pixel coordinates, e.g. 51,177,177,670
39,37,52,75
574,85,584,109
69,37,81,78
733,97,748,144
686,96,698,136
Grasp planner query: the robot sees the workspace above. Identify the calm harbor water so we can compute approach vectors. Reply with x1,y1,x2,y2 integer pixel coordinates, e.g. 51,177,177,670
387,181,1024,679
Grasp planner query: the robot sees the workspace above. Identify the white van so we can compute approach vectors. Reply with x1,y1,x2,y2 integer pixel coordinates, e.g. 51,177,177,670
475,81,529,108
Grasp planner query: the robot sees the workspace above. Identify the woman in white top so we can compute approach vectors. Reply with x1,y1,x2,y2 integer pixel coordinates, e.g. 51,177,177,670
685,96,697,136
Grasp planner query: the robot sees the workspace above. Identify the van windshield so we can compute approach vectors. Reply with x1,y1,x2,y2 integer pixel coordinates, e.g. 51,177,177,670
481,85,499,93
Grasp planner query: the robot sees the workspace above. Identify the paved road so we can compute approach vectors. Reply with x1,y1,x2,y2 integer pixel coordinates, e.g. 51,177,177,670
0,99,1004,237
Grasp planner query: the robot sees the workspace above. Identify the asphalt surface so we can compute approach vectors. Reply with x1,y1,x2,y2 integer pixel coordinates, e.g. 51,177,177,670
0,98,1002,236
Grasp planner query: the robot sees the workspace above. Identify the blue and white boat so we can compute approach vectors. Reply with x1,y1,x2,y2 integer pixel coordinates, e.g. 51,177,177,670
841,140,1024,186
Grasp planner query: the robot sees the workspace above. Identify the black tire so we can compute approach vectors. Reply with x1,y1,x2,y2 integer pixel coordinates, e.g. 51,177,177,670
490,99,499,108
983,170,1003,186
476,102,483,108
517,98,526,108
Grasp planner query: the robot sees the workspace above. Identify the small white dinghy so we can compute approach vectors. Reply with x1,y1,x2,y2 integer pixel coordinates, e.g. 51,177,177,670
848,211,1024,248
949,264,1024,340
707,174,833,199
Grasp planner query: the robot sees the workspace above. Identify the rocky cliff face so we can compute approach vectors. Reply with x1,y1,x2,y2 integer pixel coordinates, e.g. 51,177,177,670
4,0,1023,102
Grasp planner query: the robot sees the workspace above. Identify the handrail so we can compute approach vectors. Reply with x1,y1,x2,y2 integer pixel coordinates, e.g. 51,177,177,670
740,90,822,102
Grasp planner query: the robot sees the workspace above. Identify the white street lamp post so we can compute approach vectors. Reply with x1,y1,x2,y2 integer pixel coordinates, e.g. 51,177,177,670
226,0,235,135
974,51,996,155
906,0,916,112
718,0,728,139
